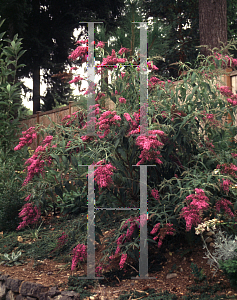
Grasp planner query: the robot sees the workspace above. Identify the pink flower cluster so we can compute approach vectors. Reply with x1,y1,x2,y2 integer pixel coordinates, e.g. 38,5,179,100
231,153,237,158
180,189,210,231
84,82,97,95
214,53,237,68
136,61,159,72
217,85,237,106
216,163,237,178
96,41,105,49
134,130,165,165
57,232,68,248
68,75,84,84
148,77,166,91
24,194,32,202
220,178,232,194
216,198,235,218
151,188,160,201
68,40,88,62
119,97,126,104
109,216,141,268
14,127,37,151
71,243,87,271
96,110,121,139
95,92,105,102
119,253,128,269
97,49,127,70
22,136,53,186
202,111,222,127
118,47,130,55
61,111,81,127
123,112,140,132
16,202,41,230
150,223,175,248
92,160,116,190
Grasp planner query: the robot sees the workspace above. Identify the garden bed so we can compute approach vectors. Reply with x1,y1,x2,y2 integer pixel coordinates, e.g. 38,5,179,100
0,213,236,300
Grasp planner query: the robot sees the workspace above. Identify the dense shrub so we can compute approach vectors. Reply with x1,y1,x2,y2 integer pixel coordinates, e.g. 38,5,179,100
14,39,237,274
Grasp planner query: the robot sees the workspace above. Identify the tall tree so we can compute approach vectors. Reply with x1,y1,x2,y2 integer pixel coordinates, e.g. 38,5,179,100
136,0,237,77
199,0,227,56
0,0,127,114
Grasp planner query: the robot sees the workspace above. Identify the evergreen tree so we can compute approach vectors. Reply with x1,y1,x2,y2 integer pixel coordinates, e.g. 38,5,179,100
0,0,127,113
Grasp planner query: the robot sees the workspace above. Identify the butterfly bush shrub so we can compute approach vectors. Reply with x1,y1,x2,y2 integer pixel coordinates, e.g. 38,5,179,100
14,40,237,273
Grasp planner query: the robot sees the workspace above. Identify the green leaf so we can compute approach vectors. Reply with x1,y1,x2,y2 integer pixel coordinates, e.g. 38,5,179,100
50,154,60,165
114,138,120,149
191,72,196,83
55,185,63,199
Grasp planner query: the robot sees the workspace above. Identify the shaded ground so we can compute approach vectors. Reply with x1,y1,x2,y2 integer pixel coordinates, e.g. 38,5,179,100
0,212,236,299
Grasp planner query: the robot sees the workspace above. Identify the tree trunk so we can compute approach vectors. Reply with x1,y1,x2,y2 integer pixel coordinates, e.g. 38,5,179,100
199,0,227,56
33,66,41,114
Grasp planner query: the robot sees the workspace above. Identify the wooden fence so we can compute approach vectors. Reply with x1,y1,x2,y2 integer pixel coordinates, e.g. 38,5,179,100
19,71,237,151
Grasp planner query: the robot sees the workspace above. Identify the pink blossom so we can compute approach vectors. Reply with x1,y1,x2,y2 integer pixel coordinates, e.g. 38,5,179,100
119,97,126,104
69,75,84,84
151,223,175,248
96,41,105,48
17,203,41,230
120,72,126,79
119,254,127,269
216,198,235,218
71,244,87,271
97,49,127,70
93,162,116,190
84,82,97,95
147,61,159,71
124,113,132,122
220,179,232,193
68,45,88,62
217,163,237,178
95,92,105,102
118,47,130,55
61,115,71,122
24,194,32,202
150,223,160,235
180,189,210,231
151,189,160,201
14,127,37,151
42,136,53,145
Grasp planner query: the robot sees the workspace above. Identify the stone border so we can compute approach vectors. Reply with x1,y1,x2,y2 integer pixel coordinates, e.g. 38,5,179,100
0,274,80,300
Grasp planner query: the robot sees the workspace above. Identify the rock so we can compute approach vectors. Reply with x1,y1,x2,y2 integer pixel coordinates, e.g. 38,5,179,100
47,287,61,297
6,278,23,293
20,282,49,298
0,274,81,300
0,280,7,300
166,273,178,280
6,290,15,300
